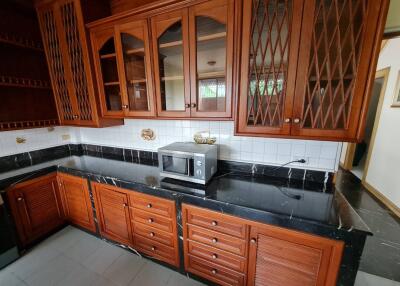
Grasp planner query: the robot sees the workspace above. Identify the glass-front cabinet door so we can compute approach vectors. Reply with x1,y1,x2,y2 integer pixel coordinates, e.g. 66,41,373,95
189,0,234,118
151,10,191,117
116,20,155,117
92,28,123,117
236,0,304,135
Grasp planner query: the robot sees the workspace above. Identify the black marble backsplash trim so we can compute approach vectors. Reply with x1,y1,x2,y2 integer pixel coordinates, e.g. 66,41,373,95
0,144,333,184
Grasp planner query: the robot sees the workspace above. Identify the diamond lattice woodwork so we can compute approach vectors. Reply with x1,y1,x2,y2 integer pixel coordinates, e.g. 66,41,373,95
300,0,368,130
246,0,293,127
38,8,74,122
60,1,93,122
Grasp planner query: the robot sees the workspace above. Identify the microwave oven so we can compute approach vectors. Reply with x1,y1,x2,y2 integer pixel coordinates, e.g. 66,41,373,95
158,142,217,184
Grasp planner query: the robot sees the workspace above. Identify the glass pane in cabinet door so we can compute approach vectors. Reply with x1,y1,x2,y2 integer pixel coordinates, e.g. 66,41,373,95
246,0,292,127
196,16,226,112
100,38,122,111
121,33,149,111
158,22,185,111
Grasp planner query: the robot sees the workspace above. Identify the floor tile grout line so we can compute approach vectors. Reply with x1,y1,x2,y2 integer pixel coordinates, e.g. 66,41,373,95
125,259,148,286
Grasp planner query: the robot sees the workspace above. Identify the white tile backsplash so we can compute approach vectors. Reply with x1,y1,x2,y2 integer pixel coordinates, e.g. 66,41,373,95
0,119,342,172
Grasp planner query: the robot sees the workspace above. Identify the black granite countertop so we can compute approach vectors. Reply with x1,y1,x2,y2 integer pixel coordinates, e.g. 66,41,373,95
0,155,371,236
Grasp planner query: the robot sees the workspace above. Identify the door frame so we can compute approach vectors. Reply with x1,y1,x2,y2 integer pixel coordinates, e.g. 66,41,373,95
342,67,390,185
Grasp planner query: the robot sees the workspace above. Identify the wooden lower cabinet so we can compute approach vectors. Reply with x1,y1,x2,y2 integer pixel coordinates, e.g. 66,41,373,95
7,173,65,246
91,182,179,267
57,173,96,232
92,183,133,245
182,204,344,286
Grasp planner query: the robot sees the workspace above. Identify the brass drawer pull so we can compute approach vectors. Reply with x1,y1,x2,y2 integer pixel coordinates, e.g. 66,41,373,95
212,254,218,259
211,269,217,275
151,246,156,251
148,218,154,223
211,221,217,226
149,232,155,237
212,238,218,243
147,203,152,208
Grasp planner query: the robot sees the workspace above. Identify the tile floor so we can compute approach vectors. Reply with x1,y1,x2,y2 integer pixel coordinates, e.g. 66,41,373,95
0,226,204,286
1,226,399,286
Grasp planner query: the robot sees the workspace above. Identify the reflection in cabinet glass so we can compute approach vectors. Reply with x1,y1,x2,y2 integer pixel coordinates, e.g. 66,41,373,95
195,17,226,113
158,21,186,112
99,38,122,112
121,33,149,112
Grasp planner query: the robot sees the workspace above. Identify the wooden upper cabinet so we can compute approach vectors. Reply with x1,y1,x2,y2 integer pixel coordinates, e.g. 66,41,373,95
237,0,387,141
91,20,155,118
7,174,65,246
151,9,191,118
247,225,344,286
189,0,234,118
237,0,304,136
36,0,123,127
292,0,384,141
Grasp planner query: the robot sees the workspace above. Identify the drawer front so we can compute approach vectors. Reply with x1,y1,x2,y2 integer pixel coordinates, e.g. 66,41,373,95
187,255,245,286
130,193,174,218
133,234,177,265
133,222,175,247
187,240,246,273
184,205,247,238
187,225,246,256
131,208,173,233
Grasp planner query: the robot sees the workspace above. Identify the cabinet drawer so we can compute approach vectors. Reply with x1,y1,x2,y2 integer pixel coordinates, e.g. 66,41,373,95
184,205,247,238
131,208,173,233
186,255,245,286
130,193,174,218
133,222,175,247
133,234,176,265
187,240,246,273
187,224,246,256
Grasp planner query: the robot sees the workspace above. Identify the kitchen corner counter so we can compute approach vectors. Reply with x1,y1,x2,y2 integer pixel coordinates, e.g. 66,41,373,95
0,154,371,286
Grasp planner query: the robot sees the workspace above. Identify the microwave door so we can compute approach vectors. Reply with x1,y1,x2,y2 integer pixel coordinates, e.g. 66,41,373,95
161,155,193,176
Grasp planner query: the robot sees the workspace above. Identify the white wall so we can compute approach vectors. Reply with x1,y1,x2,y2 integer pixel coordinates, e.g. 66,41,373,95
0,120,341,172
77,119,342,172
364,38,400,208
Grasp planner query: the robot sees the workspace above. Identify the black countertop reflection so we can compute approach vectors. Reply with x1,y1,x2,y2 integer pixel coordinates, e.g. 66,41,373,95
0,155,371,236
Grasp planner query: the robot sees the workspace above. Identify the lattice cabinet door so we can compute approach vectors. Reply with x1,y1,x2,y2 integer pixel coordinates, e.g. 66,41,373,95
292,0,384,141
237,0,304,135
57,0,98,126
115,20,156,117
37,2,79,125
188,0,234,118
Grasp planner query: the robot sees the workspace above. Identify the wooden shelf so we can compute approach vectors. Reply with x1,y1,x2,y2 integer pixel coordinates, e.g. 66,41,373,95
198,71,225,79
0,76,51,89
0,32,44,52
129,79,146,84
0,119,59,131
104,81,120,86
125,48,145,55
161,75,184,81
158,32,227,49
100,53,116,59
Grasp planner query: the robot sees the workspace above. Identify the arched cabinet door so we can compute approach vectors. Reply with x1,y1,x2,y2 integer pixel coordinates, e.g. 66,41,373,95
92,28,124,117
116,20,155,117
188,0,234,118
237,0,304,136
151,9,191,118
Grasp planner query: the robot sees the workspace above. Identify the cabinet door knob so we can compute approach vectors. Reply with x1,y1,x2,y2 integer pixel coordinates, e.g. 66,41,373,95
17,197,23,202
211,269,217,275
73,115,79,119
147,203,152,208
122,105,129,109
212,254,218,259
148,218,154,223
293,118,301,124
185,103,190,108
190,103,197,108
284,118,291,123
149,232,155,237
211,221,217,226
250,238,257,244
212,238,218,243
123,203,128,208
151,246,156,251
